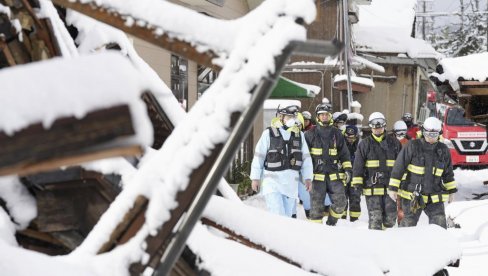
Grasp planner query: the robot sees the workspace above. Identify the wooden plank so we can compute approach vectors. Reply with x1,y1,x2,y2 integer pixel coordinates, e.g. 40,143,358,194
141,92,174,149
0,105,136,171
0,40,17,66
0,145,142,177
461,87,488,96
52,0,219,70
200,217,303,269
459,80,488,86
17,228,65,247
98,196,148,253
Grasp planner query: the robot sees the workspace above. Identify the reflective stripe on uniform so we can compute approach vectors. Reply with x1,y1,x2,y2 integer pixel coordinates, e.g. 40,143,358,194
351,177,363,185
349,211,361,218
311,148,322,155
443,181,456,190
266,162,281,168
398,189,449,203
329,173,345,181
314,174,325,181
389,178,401,188
329,148,337,156
387,160,395,167
342,161,352,169
365,160,380,167
407,164,425,175
329,208,343,219
402,173,407,180
309,219,323,223
363,188,386,196
433,167,444,177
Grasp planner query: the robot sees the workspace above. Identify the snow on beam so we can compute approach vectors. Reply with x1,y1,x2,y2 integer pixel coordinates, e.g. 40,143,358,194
52,0,219,69
203,196,462,275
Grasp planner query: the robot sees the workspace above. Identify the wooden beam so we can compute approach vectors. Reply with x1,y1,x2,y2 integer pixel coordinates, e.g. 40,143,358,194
460,87,488,96
459,80,488,86
0,145,142,177
0,105,136,172
52,0,219,69
0,40,17,66
97,196,148,253
201,217,305,269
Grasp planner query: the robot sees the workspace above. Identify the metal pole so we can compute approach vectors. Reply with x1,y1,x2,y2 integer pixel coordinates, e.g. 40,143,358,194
342,0,353,111
154,45,297,276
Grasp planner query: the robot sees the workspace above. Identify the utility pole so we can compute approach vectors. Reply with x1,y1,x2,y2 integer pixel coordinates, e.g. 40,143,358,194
422,0,426,39
342,0,353,111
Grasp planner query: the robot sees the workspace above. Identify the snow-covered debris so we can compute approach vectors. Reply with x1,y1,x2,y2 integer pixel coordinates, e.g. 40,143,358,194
204,196,461,276
36,0,79,58
0,176,37,230
430,52,488,91
0,52,154,147
68,0,315,268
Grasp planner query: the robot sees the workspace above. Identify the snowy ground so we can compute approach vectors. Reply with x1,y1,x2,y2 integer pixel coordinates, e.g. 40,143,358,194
245,168,488,276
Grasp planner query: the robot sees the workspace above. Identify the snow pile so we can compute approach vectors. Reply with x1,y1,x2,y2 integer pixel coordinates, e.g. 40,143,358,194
430,52,488,91
204,196,461,276
0,52,154,147
0,177,37,230
353,0,441,59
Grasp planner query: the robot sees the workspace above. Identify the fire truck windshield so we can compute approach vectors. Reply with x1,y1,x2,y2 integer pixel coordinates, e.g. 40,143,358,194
447,107,475,126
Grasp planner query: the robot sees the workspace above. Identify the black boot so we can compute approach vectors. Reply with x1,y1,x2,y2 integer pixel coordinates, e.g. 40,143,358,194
350,217,358,222
291,214,297,219
304,209,310,219
326,216,338,226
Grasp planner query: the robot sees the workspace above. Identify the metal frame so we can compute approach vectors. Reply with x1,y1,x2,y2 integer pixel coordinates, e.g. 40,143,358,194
155,41,341,275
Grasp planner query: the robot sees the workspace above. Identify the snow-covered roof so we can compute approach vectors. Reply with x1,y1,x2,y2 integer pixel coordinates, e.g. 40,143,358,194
0,52,154,147
264,99,302,110
334,74,375,88
353,0,441,59
430,52,488,91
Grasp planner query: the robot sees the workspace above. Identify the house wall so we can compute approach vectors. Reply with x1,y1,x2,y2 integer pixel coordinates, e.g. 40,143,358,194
130,0,263,145
355,64,418,126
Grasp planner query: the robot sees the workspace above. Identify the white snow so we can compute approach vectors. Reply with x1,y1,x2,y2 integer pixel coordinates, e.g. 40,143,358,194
3,0,488,275
334,74,375,88
264,99,302,110
430,52,488,91
0,3,11,18
0,52,154,147
353,0,441,59
206,196,460,276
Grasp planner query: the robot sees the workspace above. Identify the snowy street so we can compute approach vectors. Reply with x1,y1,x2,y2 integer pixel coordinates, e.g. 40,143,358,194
245,168,488,276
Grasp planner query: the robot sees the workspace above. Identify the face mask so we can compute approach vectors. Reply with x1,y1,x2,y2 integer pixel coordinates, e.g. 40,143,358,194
339,125,346,131
285,118,296,128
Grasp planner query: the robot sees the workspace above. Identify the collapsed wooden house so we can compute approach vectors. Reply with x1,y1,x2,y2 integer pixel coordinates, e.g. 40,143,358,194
0,1,463,275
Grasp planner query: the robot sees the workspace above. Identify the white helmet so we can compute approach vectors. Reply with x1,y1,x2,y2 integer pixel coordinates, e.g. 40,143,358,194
393,120,407,132
422,117,442,132
302,111,312,120
368,112,386,128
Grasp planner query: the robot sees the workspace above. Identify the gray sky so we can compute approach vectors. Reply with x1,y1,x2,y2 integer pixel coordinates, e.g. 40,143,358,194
416,0,488,36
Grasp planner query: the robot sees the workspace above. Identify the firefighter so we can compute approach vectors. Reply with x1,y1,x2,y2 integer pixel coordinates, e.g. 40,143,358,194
402,112,419,139
391,120,410,146
302,111,315,131
305,103,352,225
332,112,348,133
387,117,456,229
352,112,402,230
250,105,313,217
343,125,361,221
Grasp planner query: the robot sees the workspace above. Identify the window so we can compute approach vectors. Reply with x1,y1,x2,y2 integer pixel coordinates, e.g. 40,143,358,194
171,54,188,110
197,64,218,99
447,107,475,126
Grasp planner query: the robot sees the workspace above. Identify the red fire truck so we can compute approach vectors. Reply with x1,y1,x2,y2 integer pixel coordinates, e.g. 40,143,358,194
436,103,488,168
